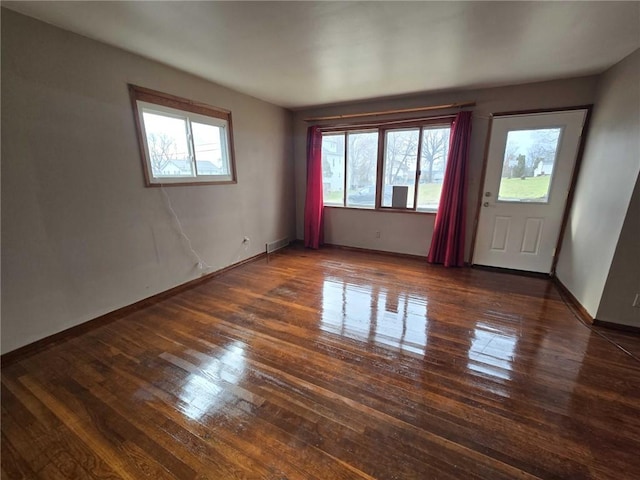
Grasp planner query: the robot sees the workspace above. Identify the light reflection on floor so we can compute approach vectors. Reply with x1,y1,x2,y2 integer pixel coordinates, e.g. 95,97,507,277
467,322,518,396
178,341,246,421
320,278,428,355
320,276,532,393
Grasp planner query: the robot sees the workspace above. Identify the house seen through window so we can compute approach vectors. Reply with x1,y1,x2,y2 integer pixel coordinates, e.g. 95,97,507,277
322,122,451,211
130,85,237,186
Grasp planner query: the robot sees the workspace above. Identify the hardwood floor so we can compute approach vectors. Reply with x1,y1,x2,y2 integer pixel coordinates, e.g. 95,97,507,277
2,245,640,479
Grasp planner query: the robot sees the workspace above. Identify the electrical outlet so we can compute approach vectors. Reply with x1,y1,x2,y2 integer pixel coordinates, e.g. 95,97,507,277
375,231,381,239
633,293,640,308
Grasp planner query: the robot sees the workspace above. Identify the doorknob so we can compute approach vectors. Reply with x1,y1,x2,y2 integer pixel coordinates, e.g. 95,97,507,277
485,192,492,197
483,202,490,207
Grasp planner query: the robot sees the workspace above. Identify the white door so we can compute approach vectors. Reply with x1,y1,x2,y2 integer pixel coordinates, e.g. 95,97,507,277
472,110,587,273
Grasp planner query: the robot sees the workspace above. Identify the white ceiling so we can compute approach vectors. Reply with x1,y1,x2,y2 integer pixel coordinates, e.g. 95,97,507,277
4,1,639,109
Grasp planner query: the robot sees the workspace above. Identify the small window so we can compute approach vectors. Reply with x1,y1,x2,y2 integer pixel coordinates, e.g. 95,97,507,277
322,133,346,205
346,131,379,208
129,85,236,186
498,128,562,203
322,130,379,208
417,126,451,210
382,128,420,208
380,124,451,211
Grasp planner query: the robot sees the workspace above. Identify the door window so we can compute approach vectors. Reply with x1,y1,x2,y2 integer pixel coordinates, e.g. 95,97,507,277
498,128,562,203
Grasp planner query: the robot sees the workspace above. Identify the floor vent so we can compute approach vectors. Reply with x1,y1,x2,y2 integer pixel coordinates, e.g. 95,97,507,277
266,237,289,254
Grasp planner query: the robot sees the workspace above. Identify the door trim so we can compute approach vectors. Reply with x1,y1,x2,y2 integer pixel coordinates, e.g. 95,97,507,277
469,105,593,274
550,106,593,274
491,104,593,118
468,118,495,264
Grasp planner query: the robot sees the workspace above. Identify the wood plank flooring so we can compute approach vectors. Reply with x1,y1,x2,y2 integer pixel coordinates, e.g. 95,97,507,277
2,245,640,479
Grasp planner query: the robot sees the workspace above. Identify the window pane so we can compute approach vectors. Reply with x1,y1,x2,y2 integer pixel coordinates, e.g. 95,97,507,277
417,127,450,210
133,89,236,186
498,128,562,203
322,134,345,205
346,131,379,208
192,122,228,176
382,129,420,208
142,111,192,177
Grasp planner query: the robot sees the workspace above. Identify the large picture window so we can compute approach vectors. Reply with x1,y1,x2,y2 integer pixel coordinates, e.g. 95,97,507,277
322,121,451,211
129,85,237,186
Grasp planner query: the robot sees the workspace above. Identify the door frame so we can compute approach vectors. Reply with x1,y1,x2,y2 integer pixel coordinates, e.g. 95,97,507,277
469,105,593,275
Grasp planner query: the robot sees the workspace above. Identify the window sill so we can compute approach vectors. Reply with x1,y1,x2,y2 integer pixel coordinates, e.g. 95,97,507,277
323,205,437,215
147,179,237,187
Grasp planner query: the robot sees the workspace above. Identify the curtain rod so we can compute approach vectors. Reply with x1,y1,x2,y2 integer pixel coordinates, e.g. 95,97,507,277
318,114,456,132
303,101,475,122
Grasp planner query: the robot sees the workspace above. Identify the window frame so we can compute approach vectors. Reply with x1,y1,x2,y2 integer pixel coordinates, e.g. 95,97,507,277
322,117,453,213
321,129,380,209
129,84,237,187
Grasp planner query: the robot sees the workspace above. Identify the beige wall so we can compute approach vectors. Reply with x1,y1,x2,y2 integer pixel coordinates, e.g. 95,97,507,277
597,176,640,326
556,49,640,321
293,77,599,257
324,208,434,257
1,10,295,353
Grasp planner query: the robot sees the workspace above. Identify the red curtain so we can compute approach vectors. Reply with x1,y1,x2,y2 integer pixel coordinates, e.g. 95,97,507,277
427,111,472,267
304,126,324,249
